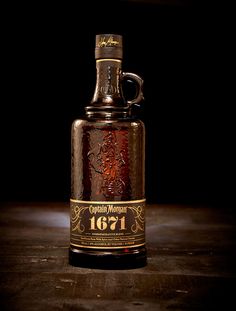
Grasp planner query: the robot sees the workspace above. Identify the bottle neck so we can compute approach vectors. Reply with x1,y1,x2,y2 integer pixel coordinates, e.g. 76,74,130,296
93,59,123,103
86,59,129,118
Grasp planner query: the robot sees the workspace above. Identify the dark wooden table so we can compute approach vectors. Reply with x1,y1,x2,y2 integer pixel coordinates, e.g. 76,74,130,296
0,202,235,310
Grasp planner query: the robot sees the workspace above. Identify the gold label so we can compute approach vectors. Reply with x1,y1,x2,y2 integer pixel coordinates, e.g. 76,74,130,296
70,199,145,249
96,36,120,48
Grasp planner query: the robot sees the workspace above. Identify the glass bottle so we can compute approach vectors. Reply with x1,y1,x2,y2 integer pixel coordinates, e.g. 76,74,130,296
69,34,146,269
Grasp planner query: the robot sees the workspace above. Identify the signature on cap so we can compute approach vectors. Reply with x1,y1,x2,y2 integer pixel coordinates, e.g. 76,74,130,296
97,36,120,48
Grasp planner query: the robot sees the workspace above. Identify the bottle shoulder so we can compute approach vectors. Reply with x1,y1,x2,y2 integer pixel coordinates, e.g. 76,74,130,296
72,116,145,130
72,118,87,128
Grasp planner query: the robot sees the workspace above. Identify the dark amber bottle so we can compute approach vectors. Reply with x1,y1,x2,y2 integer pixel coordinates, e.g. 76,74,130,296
69,34,146,269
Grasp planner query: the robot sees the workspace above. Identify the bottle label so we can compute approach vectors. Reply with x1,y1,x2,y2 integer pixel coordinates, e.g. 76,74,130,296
70,199,145,249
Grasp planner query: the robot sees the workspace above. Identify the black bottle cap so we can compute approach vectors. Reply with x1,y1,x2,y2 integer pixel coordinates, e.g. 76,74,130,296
95,34,123,60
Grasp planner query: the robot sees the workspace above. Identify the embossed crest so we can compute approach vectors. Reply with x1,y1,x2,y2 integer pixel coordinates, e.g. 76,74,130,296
88,131,128,198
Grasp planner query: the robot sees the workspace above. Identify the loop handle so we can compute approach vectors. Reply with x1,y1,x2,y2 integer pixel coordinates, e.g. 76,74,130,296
121,72,144,107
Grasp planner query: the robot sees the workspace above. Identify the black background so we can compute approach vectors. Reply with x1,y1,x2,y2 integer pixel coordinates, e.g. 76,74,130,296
1,1,231,206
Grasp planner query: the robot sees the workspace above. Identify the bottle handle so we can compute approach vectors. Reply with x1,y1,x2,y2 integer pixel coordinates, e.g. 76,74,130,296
121,72,144,107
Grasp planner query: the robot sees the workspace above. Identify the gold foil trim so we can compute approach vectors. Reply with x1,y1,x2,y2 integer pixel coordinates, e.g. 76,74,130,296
70,242,145,249
70,198,146,204
96,59,121,63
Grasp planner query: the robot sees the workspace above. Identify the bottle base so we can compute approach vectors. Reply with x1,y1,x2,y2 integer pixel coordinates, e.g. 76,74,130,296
69,246,147,270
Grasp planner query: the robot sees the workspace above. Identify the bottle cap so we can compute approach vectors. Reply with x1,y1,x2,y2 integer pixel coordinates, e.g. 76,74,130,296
95,34,123,59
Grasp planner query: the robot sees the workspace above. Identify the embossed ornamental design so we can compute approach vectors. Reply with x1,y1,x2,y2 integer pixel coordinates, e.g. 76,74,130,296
88,131,126,198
